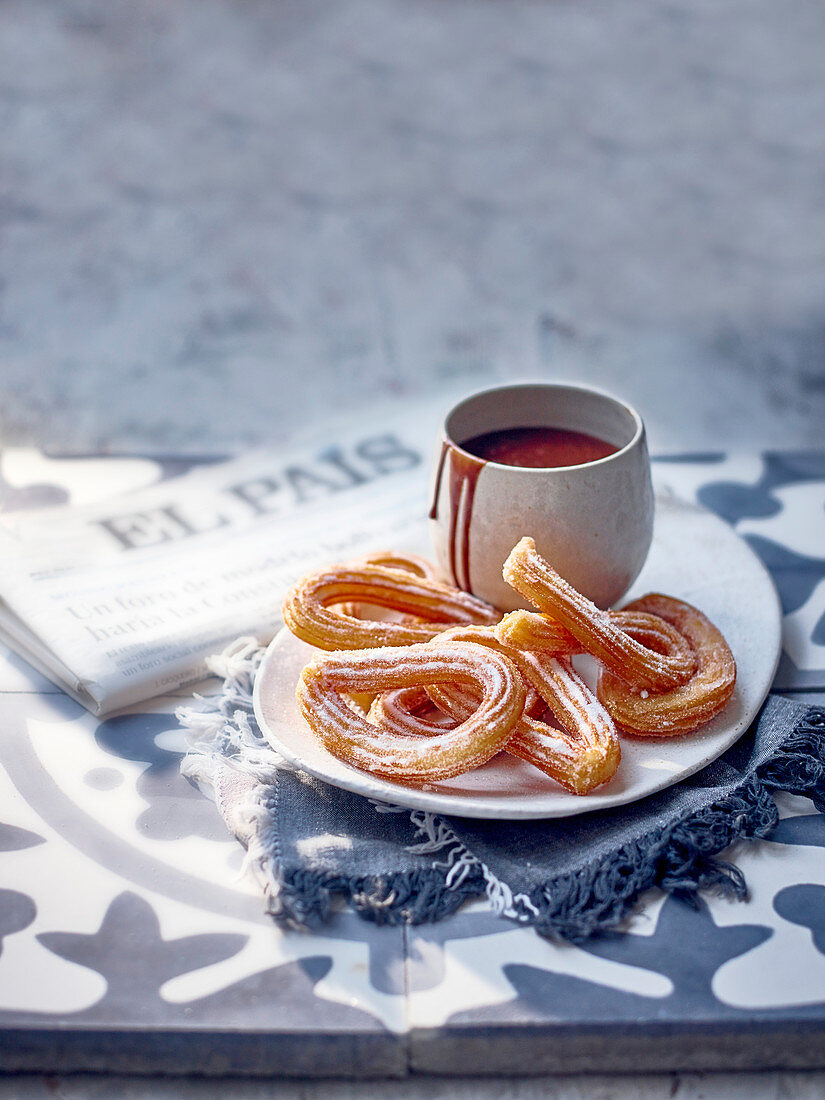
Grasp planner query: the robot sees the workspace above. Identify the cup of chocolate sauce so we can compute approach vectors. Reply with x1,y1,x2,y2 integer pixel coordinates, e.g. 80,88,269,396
429,382,654,610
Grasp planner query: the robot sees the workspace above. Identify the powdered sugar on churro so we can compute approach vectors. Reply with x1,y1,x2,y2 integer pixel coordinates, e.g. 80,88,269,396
283,559,498,651
297,642,526,784
504,537,697,692
281,537,735,793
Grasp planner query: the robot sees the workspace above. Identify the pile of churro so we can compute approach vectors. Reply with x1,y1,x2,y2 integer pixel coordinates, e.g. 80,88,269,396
280,537,736,795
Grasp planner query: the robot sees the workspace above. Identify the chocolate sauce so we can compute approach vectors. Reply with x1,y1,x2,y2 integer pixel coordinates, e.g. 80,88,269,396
431,424,620,594
429,440,484,590
461,425,618,468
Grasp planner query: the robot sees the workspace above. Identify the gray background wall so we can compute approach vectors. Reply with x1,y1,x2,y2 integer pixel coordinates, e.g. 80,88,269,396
2,0,824,456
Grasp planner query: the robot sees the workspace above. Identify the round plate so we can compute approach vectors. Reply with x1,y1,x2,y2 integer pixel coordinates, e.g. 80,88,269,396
253,495,782,819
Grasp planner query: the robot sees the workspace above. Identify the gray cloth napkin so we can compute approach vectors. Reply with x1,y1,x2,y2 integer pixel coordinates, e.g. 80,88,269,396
179,639,825,941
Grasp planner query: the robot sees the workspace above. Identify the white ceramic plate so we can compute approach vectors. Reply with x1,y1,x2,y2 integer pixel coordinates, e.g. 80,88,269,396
253,494,782,819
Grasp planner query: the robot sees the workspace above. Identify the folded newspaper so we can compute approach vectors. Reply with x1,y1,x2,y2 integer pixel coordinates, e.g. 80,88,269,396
0,400,444,714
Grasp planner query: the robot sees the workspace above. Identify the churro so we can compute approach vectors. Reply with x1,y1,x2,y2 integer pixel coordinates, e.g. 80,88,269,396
297,641,525,783
503,537,696,692
597,593,736,736
283,560,498,651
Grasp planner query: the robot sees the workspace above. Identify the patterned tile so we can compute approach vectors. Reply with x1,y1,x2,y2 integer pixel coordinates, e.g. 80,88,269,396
0,449,824,1075
0,690,407,1074
653,454,825,688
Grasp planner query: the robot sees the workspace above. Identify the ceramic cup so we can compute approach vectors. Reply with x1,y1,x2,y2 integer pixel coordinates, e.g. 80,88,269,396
429,382,654,610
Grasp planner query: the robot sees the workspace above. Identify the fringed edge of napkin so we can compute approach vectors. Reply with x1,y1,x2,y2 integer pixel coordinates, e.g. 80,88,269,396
178,639,825,941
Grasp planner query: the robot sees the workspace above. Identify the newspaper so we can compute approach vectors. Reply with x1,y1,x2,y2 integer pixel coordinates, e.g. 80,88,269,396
0,399,446,714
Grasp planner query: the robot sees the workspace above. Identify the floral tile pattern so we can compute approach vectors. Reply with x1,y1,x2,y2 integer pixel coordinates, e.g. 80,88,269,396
0,449,823,1075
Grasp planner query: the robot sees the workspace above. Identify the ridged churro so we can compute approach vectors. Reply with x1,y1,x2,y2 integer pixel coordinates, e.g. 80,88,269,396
297,641,525,783
283,560,498,651
503,537,697,692
597,593,736,736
